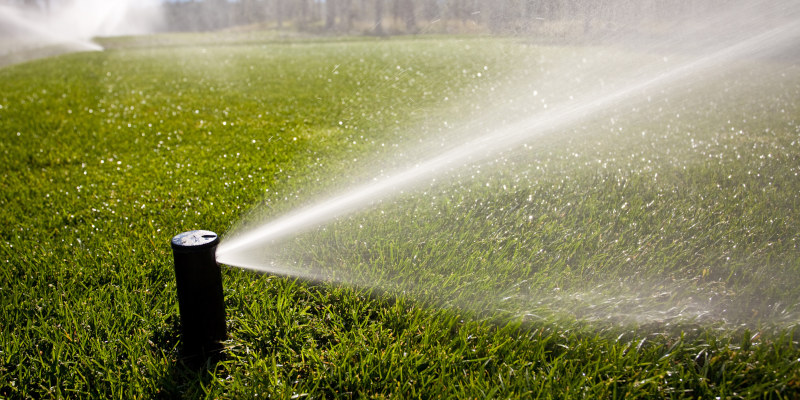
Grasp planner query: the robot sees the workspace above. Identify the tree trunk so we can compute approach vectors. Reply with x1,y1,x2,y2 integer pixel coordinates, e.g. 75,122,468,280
342,0,354,30
402,0,417,32
298,0,308,28
276,0,284,28
422,0,438,21
375,0,384,34
582,1,595,35
313,0,322,23
326,0,337,30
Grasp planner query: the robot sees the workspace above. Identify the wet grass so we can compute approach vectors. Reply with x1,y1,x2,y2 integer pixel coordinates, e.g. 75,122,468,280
1,34,799,398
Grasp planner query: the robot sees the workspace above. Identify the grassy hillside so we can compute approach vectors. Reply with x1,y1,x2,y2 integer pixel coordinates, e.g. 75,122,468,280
1,34,799,398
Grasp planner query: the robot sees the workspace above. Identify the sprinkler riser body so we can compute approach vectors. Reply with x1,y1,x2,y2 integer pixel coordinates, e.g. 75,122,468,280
171,230,226,361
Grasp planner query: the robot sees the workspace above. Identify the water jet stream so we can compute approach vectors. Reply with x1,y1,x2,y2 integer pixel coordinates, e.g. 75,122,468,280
216,19,800,269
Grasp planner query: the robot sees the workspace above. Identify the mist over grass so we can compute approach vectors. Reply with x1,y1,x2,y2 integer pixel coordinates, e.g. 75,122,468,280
219,6,800,330
236,46,800,328
1,26,799,399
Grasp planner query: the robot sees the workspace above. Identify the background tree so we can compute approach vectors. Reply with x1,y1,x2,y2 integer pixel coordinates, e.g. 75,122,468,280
326,0,337,30
341,0,354,30
276,0,284,28
157,0,738,38
399,0,416,32
298,0,309,29
374,0,384,35
422,0,439,22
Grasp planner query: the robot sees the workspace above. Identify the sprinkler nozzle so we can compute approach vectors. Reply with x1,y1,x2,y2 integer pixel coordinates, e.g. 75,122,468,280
171,230,226,362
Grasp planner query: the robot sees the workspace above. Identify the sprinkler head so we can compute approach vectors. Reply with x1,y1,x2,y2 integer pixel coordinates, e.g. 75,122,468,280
171,230,226,362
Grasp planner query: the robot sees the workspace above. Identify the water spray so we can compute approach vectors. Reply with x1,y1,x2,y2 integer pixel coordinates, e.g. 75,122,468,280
217,17,800,264
170,230,226,362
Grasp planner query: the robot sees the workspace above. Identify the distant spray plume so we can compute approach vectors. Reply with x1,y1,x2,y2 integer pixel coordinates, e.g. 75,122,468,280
0,0,164,60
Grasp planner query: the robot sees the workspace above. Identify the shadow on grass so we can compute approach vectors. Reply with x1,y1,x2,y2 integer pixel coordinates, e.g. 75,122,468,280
150,314,226,399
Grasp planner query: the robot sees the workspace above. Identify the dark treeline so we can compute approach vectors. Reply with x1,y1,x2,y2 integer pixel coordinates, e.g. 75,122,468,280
163,0,764,36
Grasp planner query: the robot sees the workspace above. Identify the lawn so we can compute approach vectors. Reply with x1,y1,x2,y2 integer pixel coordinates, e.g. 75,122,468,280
1,33,799,398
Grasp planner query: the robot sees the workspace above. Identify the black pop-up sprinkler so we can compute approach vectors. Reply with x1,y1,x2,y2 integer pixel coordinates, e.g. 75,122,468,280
170,230,226,362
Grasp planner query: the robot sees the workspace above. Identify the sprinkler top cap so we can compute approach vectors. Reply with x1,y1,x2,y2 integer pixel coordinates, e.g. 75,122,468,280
171,230,219,252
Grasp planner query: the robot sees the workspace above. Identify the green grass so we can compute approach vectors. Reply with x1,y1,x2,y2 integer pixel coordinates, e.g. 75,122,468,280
1,33,799,398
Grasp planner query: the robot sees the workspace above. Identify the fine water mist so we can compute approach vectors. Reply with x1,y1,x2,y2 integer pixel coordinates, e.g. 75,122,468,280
218,22,800,259
0,0,164,65
218,1,800,328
